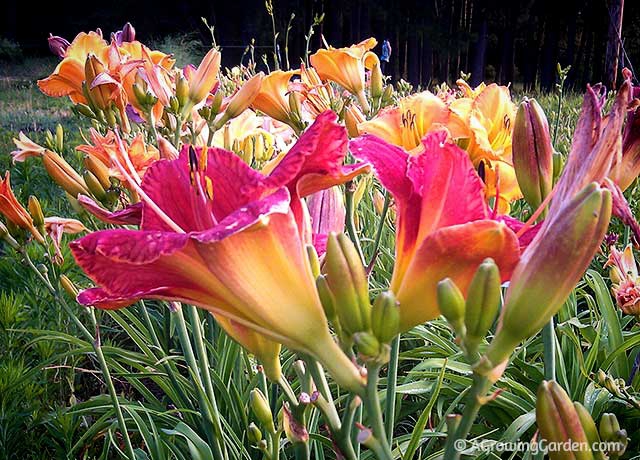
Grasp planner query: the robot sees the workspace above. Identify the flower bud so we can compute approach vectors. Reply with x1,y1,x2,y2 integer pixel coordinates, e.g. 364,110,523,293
60,274,79,298
485,183,611,368
83,156,112,190
536,380,592,460
83,170,107,201
210,91,224,116
463,258,501,356
574,403,606,460
316,275,338,322
225,73,264,120
43,151,89,198
373,189,386,214
306,244,321,279
28,196,45,229
175,75,189,109
188,48,221,108
322,232,371,336
437,278,466,339
0,221,20,249
247,422,262,444
353,331,386,362
55,124,64,152
250,389,275,433
74,103,96,119
382,85,394,104
370,291,399,343
121,23,136,43
598,413,620,442
370,63,383,100
513,98,554,210
48,34,70,58
84,55,111,110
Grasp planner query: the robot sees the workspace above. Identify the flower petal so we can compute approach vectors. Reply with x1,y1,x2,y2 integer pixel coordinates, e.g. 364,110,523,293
77,195,142,225
395,220,520,331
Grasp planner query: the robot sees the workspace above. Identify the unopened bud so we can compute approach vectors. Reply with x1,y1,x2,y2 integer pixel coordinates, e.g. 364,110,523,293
60,274,79,298
316,275,337,320
176,75,189,109
306,245,321,279
250,389,275,433
121,23,136,43
84,55,110,110
322,232,371,336
373,189,386,214
28,196,45,228
83,170,107,201
574,403,605,460
43,151,89,198
598,413,620,442
513,98,554,210
55,124,64,152
536,380,591,459
382,85,394,104
83,156,112,190
247,422,262,444
463,258,501,355
437,278,466,339
48,34,70,58
74,103,95,119
0,221,20,249
370,291,399,343
370,63,383,100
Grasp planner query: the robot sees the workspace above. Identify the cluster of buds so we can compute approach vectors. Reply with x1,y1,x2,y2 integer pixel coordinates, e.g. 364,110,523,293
595,370,640,410
436,258,502,358
317,232,399,363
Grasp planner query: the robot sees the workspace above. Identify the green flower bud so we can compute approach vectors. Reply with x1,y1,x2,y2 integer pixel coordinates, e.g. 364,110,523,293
322,232,371,336
536,380,593,460
306,244,321,279
574,403,606,460
370,291,399,343
247,422,262,444
28,196,45,229
83,170,107,202
463,258,501,355
437,278,466,339
250,389,275,433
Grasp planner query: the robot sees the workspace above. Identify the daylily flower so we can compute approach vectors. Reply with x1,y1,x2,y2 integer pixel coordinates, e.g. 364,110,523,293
294,64,335,118
605,244,640,316
38,31,109,103
0,172,44,243
251,70,301,129
310,38,379,111
11,132,46,162
77,128,159,181
357,91,456,152
44,217,86,264
70,112,368,392
351,131,521,331
451,83,522,211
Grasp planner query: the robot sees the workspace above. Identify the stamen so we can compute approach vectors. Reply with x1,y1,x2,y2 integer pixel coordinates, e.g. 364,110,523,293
110,141,186,234
516,186,557,238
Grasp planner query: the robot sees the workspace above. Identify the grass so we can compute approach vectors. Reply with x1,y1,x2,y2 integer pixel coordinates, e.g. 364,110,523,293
0,57,639,460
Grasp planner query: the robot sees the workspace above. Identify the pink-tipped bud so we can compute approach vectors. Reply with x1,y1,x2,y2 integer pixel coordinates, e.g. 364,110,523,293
513,98,554,210
48,34,70,58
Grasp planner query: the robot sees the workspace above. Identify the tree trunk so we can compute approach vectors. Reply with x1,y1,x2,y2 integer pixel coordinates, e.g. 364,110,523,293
605,0,624,89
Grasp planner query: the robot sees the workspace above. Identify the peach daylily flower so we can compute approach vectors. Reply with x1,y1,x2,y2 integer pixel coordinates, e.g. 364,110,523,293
11,132,46,162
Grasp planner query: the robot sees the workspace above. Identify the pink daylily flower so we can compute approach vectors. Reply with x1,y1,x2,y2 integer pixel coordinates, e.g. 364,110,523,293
351,130,522,331
70,111,367,390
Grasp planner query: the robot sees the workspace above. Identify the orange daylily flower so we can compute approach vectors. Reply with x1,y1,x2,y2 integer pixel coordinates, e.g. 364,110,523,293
251,69,300,125
310,38,379,102
358,91,456,152
77,129,159,180
38,31,109,104
0,171,44,242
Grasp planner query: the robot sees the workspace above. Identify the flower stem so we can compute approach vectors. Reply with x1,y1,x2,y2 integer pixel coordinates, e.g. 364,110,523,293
20,250,137,460
345,181,365,265
384,335,400,444
173,306,226,460
542,319,557,381
363,364,393,460
443,374,492,460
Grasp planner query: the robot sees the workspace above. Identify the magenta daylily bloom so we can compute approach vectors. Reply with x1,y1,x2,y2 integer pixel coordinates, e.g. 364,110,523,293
70,111,367,390
351,130,522,331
